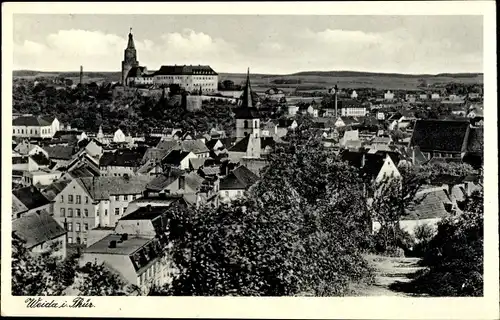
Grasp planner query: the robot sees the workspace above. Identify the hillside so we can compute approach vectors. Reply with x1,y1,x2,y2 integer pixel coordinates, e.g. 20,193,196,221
13,69,483,91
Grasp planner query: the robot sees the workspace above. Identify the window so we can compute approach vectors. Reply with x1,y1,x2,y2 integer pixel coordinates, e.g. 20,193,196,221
244,120,248,129
60,195,64,203
76,223,81,232
68,237,73,244
68,223,73,231
85,196,89,204
82,237,87,244
124,195,128,201
68,208,73,217
75,209,81,217
84,223,89,231
115,208,120,215
104,209,108,216
60,208,65,217
68,195,74,204
83,209,88,217
76,195,81,204
132,195,136,201
115,195,120,201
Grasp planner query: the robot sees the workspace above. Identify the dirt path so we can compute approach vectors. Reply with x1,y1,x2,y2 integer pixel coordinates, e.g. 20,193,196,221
350,254,427,296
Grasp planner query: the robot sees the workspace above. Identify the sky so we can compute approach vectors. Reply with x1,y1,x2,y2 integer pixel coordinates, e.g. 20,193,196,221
13,14,483,75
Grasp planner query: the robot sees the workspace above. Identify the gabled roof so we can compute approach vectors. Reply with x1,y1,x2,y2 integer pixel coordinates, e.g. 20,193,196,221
410,120,470,153
156,140,181,152
205,139,221,150
78,176,154,200
403,188,451,220
189,158,206,170
261,137,277,150
467,127,483,154
43,145,75,160
142,147,172,164
146,168,185,191
162,150,193,166
228,135,251,153
181,140,210,154
155,65,218,76
13,116,51,126
278,119,296,128
53,130,83,139
220,165,259,190
13,210,66,249
41,179,72,201
12,186,52,211
99,148,147,167
30,152,51,166
184,171,205,191
68,165,100,179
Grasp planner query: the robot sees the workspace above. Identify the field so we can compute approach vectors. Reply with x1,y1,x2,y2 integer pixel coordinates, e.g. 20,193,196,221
13,70,483,91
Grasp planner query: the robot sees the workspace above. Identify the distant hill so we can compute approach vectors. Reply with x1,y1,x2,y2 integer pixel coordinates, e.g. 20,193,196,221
287,70,483,78
13,69,483,91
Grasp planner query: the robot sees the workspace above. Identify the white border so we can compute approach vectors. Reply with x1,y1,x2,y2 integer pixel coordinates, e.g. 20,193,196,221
2,2,498,319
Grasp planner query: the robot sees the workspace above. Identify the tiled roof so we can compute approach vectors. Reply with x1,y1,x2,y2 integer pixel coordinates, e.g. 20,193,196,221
68,166,99,179
99,148,147,167
467,127,483,153
161,150,192,166
410,120,470,153
146,168,184,191
30,153,51,166
13,210,66,249
403,188,451,220
41,179,72,201
205,139,220,150
78,176,154,200
13,116,51,126
12,186,52,210
142,147,171,163
234,106,260,119
155,65,218,76
156,140,181,152
220,165,259,190
181,140,210,154
121,205,170,221
43,145,75,160
189,158,206,170
185,172,205,191
53,130,83,139
278,119,296,128
228,135,250,153
261,137,277,150
84,234,151,255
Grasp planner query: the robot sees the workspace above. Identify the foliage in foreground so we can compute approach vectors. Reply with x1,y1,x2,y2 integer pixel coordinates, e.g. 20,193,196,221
12,235,130,296
390,188,484,296
151,119,374,296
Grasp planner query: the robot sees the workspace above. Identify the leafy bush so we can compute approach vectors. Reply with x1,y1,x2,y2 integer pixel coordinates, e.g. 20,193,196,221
390,189,483,296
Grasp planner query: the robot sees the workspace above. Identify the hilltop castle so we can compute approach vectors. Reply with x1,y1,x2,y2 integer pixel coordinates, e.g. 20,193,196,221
121,30,218,94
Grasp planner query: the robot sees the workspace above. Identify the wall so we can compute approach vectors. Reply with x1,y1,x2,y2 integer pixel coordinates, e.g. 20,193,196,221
236,119,260,139
53,179,100,245
13,125,53,138
106,193,143,226
219,189,245,203
115,220,155,238
30,235,67,260
80,252,137,285
101,166,136,177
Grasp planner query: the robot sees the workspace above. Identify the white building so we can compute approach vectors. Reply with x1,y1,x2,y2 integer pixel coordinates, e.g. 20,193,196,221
350,90,358,99
12,116,54,139
384,91,395,100
152,65,218,93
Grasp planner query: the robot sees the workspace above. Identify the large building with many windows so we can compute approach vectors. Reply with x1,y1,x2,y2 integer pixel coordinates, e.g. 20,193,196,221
121,31,218,93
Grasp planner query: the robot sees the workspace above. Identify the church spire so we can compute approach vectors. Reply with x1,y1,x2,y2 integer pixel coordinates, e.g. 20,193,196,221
127,28,135,49
241,68,253,108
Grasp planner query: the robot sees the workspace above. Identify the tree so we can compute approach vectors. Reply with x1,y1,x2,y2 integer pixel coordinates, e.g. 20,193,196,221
391,187,484,296
11,235,76,296
76,262,129,296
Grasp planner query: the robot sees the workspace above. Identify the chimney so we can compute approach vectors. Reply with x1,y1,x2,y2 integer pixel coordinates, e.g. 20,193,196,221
109,240,117,248
80,66,83,85
147,204,152,212
179,175,186,190
121,233,128,241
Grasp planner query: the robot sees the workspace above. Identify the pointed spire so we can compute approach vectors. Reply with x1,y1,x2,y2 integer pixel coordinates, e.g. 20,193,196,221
241,67,253,108
127,28,135,49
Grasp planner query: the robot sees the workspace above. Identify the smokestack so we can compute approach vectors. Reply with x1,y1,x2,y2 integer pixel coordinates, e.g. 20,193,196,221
80,66,83,85
334,84,338,118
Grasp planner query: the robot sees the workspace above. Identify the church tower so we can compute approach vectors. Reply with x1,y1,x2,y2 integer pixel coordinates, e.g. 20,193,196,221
121,28,139,86
234,68,260,139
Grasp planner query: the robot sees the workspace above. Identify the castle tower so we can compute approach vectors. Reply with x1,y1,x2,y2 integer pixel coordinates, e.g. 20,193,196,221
121,28,139,86
234,68,260,139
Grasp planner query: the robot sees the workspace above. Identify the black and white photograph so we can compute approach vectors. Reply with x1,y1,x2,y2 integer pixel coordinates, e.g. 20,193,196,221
1,2,498,319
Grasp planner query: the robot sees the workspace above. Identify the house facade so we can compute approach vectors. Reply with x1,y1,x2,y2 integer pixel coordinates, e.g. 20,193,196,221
12,116,54,139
